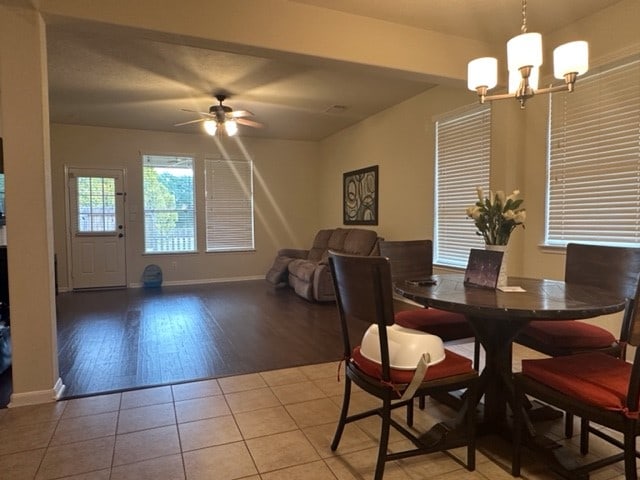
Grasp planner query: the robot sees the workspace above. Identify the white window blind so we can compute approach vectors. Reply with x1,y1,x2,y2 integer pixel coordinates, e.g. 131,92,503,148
546,58,640,246
434,105,491,267
142,155,196,253
205,158,254,252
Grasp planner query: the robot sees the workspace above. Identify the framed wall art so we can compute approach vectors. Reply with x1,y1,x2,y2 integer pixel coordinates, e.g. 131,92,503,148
343,165,378,225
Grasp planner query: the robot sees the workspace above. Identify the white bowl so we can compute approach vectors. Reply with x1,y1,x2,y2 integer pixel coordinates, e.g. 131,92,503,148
360,324,445,370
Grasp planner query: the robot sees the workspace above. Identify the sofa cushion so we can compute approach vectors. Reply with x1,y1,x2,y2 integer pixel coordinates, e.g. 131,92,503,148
343,229,378,255
288,259,318,283
308,229,334,262
328,228,350,251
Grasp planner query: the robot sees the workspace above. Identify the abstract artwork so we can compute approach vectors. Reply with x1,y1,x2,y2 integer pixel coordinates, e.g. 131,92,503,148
343,165,378,225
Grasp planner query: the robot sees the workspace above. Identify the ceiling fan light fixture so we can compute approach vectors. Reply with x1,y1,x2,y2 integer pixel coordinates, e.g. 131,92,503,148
203,119,217,136
224,119,238,136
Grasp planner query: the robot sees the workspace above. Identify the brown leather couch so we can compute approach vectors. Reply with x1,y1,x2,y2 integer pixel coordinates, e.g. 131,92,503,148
266,228,381,302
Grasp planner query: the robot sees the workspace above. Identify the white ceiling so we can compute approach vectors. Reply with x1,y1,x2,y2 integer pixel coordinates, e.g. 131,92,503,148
45,0,623,141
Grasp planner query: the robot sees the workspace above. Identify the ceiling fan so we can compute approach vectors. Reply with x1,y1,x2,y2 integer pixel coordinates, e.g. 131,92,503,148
174,94,263,136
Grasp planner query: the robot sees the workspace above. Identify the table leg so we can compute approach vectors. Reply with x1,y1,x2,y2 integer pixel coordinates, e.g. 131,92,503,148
467,315,530,433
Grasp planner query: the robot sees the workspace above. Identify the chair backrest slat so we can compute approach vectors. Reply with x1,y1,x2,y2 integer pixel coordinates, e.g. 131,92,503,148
565,243,640,300
328,252,396,378
378,240,433,283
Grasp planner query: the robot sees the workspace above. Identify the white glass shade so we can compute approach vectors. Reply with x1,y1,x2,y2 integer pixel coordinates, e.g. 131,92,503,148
203,120,217,136
553,41,589,79
467,57,498,90
507,32,543,70
508,66,539,93
224,119,238,136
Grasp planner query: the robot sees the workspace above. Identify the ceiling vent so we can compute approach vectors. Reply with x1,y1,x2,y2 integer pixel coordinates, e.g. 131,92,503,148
324,104,348,114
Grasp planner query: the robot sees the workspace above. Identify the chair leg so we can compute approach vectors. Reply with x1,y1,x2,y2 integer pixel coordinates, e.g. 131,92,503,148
511,382,523,477
579,418,589,455
331,376,352,451
418,395,426,410
473,339,481,370
406,397,414,427
624,426,638,480
374,396,392,480
465,382,476,471
564,412,574,438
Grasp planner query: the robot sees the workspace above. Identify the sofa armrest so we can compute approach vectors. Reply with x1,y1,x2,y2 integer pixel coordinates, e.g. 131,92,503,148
277,248,309,259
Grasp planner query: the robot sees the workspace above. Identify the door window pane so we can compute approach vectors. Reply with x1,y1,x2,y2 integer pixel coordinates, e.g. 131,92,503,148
76,176,116,233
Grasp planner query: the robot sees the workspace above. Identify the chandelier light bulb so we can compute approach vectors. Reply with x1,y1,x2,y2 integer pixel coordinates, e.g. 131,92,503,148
509,66,539,94
507,32,543,71
553,41,589,79
467,57,498,91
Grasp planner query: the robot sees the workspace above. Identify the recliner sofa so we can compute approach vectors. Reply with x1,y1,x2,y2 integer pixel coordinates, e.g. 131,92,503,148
266,228,380,302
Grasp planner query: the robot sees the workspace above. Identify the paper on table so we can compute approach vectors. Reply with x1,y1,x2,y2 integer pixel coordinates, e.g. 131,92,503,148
498,286,526,292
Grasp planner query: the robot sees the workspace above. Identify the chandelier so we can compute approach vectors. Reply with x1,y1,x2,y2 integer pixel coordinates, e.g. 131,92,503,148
467,0,589,108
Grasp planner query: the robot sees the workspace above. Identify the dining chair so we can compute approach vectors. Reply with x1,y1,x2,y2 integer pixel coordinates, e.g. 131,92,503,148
328,251,478,480
515,243,640,439
378,240,479,366
512,272,640,480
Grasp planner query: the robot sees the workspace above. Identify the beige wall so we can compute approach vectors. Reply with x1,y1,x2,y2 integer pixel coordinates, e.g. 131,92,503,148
51,124,321,289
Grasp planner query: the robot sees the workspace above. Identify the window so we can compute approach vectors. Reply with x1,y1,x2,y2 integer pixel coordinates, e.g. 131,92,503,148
546,58,640,246
434,105,491,267
143,155,196,253
205,157,254,252
76,176,116,233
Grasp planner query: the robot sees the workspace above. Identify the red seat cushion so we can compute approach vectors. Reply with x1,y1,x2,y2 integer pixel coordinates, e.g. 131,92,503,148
351,346,473,385
394,308,474,341
522,352,637,417
520,320,616,349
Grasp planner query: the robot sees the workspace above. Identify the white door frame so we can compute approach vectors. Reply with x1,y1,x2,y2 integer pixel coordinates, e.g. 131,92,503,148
64,166,127,290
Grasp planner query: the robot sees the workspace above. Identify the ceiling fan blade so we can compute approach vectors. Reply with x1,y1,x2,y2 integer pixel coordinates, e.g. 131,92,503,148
174,118,207,127
230,110,254,118
236,118,264,128
181,108,214,116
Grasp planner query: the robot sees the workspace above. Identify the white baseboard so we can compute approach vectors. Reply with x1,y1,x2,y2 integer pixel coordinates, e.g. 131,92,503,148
8,377,66,408
128,275,264,288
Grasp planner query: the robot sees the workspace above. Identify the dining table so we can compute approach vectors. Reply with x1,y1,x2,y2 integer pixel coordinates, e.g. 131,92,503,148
395,273,627,436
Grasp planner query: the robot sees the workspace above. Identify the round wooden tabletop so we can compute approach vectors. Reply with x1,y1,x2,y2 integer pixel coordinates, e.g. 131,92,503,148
395,273,627,320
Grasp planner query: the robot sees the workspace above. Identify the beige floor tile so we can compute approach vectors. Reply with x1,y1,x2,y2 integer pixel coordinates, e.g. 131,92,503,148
178,414,242,451
171,378,221,401
51,411,118,446
0,401,66,429
224,387,280,413
234,405,298,439
299,362,341,381
324,447,411,480
174,394,230,423
55,470,111,479
113,424,180,467
183,441,258,480
110,453,185,480
120,386,173,410
62,393,121,419
0,420,57,456
260,366,308,387
117,402,176,434
245,429,321,473
36,436,115,480
218,373,267,394
396,449,470,478
0,448,45,480
261,460,339,479
314,377,346,397
286,397,341,428
271,381,327,405
303,422,377,458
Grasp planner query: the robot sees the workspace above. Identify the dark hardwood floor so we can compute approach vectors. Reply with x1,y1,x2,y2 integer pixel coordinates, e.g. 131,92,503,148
0,280,365,406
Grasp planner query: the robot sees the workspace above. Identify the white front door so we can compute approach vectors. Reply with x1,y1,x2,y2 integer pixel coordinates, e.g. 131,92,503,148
67,167,127,289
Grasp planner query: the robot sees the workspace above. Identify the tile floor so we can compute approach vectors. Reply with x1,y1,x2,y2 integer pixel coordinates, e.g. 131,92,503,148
0,343,632,480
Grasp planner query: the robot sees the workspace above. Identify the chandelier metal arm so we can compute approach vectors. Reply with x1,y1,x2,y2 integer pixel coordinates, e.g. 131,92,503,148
475,72,579,108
